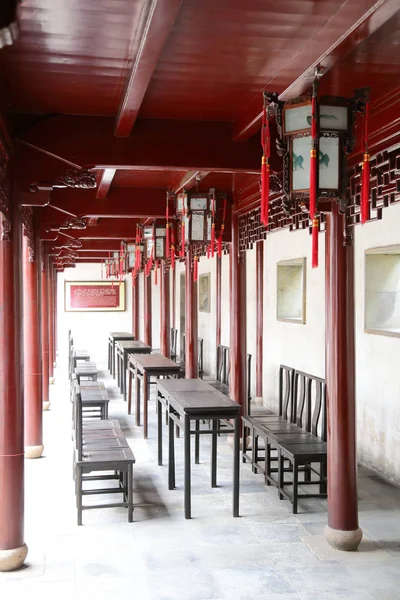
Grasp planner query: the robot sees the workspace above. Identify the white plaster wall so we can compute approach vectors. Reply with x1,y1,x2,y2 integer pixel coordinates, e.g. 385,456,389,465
138,272,144,341
57,263,132,364
246,246,257,398
262,228,326,413
354,201,400,483
151,270,161,349
220,253,230,347
198,255,216,376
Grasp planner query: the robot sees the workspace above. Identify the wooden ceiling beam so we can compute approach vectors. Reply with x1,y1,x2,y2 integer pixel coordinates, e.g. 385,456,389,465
173,171,210,194
48,240,123,253
18,116,262,176
233,0,400,142
115,0,183,137
40,220,139,241
24,186,166,218
96,168,116,198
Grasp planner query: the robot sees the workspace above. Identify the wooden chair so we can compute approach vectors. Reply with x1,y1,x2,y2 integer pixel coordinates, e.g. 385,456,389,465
74,390,135,525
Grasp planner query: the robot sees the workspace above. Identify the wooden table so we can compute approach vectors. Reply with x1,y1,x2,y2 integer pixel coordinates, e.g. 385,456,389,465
116,340,152,402
157,379,241,519
128,353,180,438
108,332,135,377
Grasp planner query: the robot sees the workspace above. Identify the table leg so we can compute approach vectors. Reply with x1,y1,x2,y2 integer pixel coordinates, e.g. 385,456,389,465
108,340,110,372
184,415,191,519
116,349,120,388
195,420,200,464
143,371,149,439
123,353,127,401
233,414,240,517
128,368,133,415
135,367,141,426
112,341,115,378
168,412,175,490
157,393,163,466
211,418,218,488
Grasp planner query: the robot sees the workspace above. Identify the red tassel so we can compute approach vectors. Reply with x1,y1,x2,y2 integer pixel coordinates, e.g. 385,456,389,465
361,102,370,224
180,219,185,257
217,224,224,258
166,223,170,258
193,256,198,282
312,216,319,269
260,103,270,226
171,245,175,270
309,90,318,269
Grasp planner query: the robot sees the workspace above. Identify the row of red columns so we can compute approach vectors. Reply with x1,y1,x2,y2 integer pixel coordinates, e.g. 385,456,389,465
0,203,58,570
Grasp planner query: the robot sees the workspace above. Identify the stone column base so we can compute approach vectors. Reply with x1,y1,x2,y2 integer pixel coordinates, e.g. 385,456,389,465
43,401,51,411
0,543,28,572
49,377,55,385
25,444,44,459
325,525,363,551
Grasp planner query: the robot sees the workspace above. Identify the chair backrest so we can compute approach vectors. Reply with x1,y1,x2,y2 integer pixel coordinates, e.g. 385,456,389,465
216,345,230,385
198,338,204,377
181,333,186,362
278,365,295,421
73,386,84,461
293,370,327,441
170,328,178,360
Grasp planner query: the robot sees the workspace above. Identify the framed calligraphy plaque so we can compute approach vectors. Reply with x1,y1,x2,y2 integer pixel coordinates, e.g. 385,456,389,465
65,281,126,312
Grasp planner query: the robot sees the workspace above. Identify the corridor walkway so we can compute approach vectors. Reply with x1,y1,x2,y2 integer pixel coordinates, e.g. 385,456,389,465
1,359,400,600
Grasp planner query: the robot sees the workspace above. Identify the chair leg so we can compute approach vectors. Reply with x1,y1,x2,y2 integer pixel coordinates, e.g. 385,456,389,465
265,441,271,486
128,464,134,523
77,465,83,526
252,430,258,474
320,461,327,495
292,460,298,514
278,450,284,500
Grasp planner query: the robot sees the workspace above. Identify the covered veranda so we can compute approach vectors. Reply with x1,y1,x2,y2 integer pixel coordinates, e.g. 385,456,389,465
1,0,400,597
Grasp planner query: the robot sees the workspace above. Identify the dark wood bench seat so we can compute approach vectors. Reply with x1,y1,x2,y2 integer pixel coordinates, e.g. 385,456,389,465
248,369,327,513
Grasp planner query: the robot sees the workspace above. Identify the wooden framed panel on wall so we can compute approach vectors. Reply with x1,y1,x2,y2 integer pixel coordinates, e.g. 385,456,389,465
65,281,126,312
198,272,211,313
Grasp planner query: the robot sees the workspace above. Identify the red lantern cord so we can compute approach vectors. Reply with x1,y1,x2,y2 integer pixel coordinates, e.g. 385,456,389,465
310,81,319,269
171,227,175,270
166,195,170,258
193,255,198,282
211,190,215,257
217,197,227,258
180,217,185,257
261,99,270,226
361,101,370,225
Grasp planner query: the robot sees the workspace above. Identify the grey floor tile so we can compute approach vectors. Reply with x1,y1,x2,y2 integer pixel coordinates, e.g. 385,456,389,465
213,566,299,598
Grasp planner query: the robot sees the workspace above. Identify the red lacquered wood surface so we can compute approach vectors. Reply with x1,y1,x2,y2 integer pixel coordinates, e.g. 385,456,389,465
185,245,198,379
144,270,152,347
41,244,50,407
22,234,43,450
255,240,263,399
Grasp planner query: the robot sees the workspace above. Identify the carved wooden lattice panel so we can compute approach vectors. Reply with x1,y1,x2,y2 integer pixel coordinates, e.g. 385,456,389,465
238,145,400,251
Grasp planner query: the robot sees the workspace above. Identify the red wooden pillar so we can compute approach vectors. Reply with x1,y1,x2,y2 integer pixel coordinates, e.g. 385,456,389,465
41,246,50,410
185,246,198,378
48,260,55,383
160,261,170,357
230,211,247,415
324,203,362,551
144,271,152,346
0,206,28,571
171,266,176,329
255,241,263,400
216,254,221,348
132,276,139,338
22,234,44,459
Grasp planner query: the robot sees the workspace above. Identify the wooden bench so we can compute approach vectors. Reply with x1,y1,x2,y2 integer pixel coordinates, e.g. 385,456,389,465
206,345,253,411
251,369,327,513
73,387,135,525
242,364,294,465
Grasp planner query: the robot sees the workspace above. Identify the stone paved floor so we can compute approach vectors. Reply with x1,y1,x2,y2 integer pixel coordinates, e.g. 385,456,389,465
2,359,400,599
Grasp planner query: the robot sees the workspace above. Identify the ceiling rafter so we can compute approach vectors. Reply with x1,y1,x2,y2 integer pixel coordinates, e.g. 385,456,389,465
115,0,183,137
96,169,116,198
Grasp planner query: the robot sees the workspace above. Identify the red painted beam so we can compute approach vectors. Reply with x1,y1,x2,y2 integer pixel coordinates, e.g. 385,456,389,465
115,0,183,137
173,171,210,194
19,117,262,174
48,240,123,253
96,169,116,199
26,187,166,222
233,0,400,142
40,221,139,241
